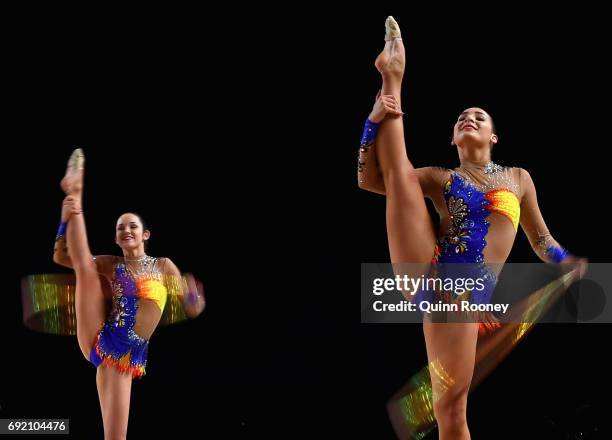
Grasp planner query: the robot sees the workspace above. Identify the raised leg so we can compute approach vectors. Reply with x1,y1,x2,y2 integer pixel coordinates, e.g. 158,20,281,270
374,17,436,264
61,149,106,359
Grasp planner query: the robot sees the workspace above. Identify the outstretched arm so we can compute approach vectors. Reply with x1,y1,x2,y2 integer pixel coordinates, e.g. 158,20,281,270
163,258,205,318
519,168,574,262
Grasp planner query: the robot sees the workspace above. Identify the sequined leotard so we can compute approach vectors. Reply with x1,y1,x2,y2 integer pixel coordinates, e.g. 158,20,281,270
417,165,521,307
90,256,167,378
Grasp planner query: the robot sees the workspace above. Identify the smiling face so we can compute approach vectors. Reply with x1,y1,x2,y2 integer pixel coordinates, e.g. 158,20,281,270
115,213,150,252
452,107,498,148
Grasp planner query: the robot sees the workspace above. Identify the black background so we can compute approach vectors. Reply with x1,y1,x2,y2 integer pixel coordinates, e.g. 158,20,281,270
1,8,610,439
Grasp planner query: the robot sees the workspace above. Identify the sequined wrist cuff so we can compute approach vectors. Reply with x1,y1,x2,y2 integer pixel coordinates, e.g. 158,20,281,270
186,289,200,305
56,221,67,241
358,119,380,175
546,246,570,263
360,118,380,148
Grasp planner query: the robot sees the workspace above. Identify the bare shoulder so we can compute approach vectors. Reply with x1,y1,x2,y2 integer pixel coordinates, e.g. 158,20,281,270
93,255,119,278
413,166,451,199
416,166,451,183
158,257,181,276
93,255,119,267
512,167,536,201
510,166,529,176
416,166,450,176
514,167,534,185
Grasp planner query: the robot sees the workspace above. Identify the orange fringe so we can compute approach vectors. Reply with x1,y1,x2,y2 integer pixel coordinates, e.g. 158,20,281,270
478,312,502,336
435,291,502,336
92,331,146,379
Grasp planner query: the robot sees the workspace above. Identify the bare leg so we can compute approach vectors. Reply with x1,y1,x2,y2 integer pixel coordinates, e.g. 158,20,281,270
424,322,479,440
97,366,132,440
374,18,436,264
61,150,106,359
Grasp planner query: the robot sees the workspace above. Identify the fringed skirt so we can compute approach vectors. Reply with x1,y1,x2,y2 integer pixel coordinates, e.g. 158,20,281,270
89,322,148,378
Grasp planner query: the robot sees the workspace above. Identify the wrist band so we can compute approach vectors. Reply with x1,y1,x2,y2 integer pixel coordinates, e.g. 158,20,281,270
360,118,380,150
358,119,381,175
546,245,569,263
186,289,200,305
56,221,67,241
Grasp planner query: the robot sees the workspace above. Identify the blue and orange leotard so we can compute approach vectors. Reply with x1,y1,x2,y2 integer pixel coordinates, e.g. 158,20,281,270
90,256,167,378
421,167,521,308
